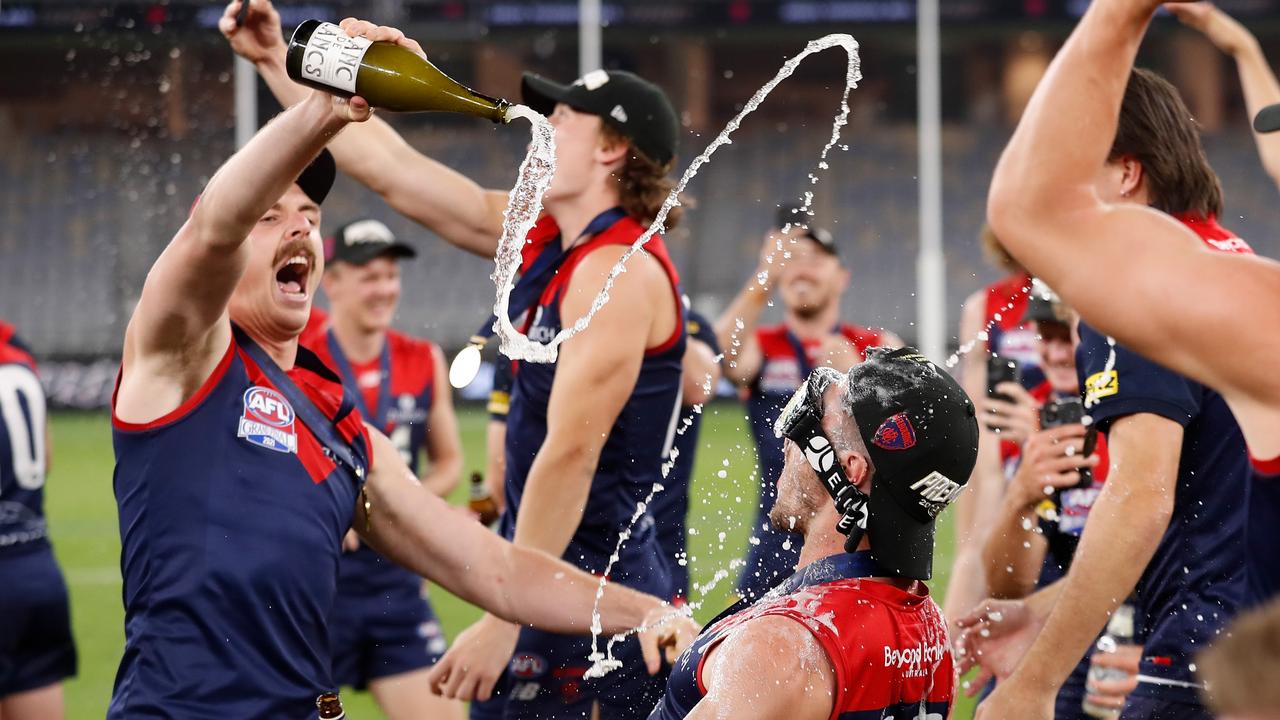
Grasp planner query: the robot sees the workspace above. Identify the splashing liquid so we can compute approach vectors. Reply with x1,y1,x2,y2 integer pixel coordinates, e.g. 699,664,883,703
494,34,861,364
567,34,863,678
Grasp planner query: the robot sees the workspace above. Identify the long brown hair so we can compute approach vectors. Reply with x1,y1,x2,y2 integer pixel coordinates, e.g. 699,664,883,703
600,123,682,231
1111,68,1223,218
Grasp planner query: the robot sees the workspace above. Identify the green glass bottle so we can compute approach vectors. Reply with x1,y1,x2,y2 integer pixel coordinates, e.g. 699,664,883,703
286,20,511,123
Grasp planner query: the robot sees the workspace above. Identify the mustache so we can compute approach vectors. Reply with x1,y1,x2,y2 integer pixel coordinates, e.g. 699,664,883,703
273,237,316,267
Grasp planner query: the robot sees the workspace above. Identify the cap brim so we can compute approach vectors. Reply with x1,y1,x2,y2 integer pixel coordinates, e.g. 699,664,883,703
521,73,573,116
866,491,937,580
333,242,417,266
296,149,336,205
1255,103,1280,134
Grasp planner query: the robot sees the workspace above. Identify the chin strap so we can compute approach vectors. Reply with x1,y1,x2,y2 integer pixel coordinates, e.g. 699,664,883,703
832,483,869,553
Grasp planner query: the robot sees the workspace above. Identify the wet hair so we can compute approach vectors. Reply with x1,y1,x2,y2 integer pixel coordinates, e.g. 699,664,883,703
1110,68,1223,218
600,123,682,230
1197,599,1280,714
979,223,1024,275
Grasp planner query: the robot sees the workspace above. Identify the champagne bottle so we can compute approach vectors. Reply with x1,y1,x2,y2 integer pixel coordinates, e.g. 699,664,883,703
468,472,501,527
286,20,511,122
316,692,345,719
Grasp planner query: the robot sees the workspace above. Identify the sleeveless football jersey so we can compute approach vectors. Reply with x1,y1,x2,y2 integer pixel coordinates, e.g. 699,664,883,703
502,211,685,592
109,329,371,718
305,328,437,595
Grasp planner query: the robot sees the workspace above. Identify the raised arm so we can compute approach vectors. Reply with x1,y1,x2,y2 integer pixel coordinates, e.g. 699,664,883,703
221,1,509,258
981,424,1099,599
976,413,1181,720
1169,2,1280,188
985,0,1280,457
714,230,795,386
421,343,463,497
117,91,357,422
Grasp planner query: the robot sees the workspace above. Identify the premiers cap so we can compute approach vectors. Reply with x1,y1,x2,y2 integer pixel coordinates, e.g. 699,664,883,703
776,202,838,258
521,69,680,166
296,149,336,205
846,347,979,579
1255,103,1280,134
1022,277,1071,325
325,219,417,266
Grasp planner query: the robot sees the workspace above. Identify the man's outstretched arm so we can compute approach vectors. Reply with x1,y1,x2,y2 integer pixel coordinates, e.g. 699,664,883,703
986,0,1280,457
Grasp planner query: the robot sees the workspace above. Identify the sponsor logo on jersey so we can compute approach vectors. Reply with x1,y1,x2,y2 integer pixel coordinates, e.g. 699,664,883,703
388,393,428,425
909,471,963,516
1084,370,1119,408
237,386,298,454
883,640,949,679
759,357,803,394
510,653,548,679
872,413,917,451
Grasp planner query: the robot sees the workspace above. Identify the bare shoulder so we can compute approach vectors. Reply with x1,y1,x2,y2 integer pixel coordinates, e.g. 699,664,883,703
699,614,836,716
114,316,233,425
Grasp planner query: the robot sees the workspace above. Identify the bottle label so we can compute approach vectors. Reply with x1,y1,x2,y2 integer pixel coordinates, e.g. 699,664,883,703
298,22,372,94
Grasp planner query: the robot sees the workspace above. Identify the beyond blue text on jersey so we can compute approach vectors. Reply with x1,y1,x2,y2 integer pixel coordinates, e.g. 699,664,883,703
109,333,371,718
304,326,450,689
1077,321,1248,708
0,321,77,697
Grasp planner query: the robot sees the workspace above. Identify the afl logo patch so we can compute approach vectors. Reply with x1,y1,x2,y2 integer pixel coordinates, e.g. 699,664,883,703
509,653,547,679
872,413,916,451
237,386,298,454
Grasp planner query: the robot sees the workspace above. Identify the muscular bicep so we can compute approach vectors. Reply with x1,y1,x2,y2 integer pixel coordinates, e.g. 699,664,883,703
691,616,835,720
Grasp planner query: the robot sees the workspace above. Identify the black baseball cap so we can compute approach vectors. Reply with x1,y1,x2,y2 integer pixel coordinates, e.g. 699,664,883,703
521,69,680,166
1022,277,1071,325
846,347,979,579
1255,103,1280,134
296,149,336,205
325,218,417,266
776,202,838,258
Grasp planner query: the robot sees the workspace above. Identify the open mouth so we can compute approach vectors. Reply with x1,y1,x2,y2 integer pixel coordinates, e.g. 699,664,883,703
274,252,313,300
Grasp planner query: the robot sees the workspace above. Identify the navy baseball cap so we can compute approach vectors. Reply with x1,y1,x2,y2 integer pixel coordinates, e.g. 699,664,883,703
325,219,417,266
296,149,336,205
776,203,839,258
521,69,680,166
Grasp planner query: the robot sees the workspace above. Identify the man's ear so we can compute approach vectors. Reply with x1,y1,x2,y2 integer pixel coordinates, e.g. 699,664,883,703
596,132,630,168
838,449,871,493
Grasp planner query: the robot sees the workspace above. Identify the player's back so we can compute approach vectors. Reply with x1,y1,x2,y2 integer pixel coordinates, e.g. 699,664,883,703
109,334,370,718
652,552,954,719
0,322,50,557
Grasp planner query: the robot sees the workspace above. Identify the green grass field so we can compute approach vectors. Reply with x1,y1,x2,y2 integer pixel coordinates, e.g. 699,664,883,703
45,404,975,718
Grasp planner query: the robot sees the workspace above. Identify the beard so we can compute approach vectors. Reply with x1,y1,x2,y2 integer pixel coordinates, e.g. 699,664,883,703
788,294,832,320
769,479,822,535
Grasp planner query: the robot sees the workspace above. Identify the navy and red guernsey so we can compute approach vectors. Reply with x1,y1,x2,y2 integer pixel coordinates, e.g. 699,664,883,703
109,328,372,719
0,322,49,556
1073,215,1252,707
0,321,79,697
482,210,684,718
649,551,953,719
1248,454,1280,603
502,211,684,587
983,272,1042,377
652,308,722,600
739,324,888,600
